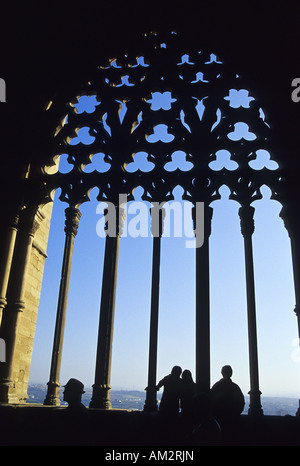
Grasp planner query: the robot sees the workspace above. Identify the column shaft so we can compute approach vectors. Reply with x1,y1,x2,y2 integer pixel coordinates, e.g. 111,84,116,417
280,205,300,335
280,204,300,416
0,206,41,403
0,211,20,326
44,207,81,406
90,206,125,409
144,206,164,412
194,204,213,393
290,234,300,337
239,205,263,416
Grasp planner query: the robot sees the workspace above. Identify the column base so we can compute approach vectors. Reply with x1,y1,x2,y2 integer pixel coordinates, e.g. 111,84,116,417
248,390,264,416
0,377,20,403
44,381,61,406
143,388,158,412
89,384,112,409
143,401,158,413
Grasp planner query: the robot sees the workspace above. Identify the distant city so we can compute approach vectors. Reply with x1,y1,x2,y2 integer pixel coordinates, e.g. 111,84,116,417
27,384,299,416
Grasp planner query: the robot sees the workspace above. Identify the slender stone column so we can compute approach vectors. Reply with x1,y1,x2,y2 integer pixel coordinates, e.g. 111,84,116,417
90,206,126,409
0,205,42,403
280,203,300,416
44,206,81,406
194,203,213,393
144,205,165,412
239,205,263,416
280,204,300,336
0,209,20,326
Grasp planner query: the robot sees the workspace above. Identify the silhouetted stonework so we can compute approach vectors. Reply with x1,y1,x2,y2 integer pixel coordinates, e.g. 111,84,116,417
1,1,300,432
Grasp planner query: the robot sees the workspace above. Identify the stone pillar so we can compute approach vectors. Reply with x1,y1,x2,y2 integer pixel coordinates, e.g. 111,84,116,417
280,203,300,416
90,206,126,409
194,203,213,393
0,208,20,326
44,206,81,406
239,205,263,416
0,205,42,403
280,203,300,336
144,205,165,412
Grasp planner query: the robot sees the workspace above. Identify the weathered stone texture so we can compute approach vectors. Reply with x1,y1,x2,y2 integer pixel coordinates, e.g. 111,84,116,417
10,202,53,402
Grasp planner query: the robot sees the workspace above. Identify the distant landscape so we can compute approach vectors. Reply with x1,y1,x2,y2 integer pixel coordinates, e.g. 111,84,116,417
27,384,299,416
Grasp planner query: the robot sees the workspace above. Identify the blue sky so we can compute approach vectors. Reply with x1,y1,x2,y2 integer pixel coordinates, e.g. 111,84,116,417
29,86,300,399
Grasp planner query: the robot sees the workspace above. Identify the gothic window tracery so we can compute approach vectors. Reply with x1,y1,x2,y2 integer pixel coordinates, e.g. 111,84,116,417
42,30,282,210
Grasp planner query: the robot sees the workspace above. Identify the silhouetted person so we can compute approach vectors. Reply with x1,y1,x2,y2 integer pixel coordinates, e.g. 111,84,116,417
63,378,86,411
186,392,221,446
210,365,245,425
180,369,197,420
156,366,183,416
59,378,89,445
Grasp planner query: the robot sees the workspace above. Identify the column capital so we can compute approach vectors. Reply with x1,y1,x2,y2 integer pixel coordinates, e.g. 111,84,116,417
6,211,20,231
1,203,22,232
239,205,255,237
19,205,45,238
64,206,81,237
279,203,300,239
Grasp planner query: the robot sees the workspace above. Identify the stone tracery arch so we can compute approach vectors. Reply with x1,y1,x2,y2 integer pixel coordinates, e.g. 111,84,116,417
43,30,281,208
0,30,293,414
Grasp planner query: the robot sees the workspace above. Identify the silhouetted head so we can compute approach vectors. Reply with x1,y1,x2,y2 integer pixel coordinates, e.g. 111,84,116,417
171,366,182,378
63,378,85,407
221,365,233,379
182,369,193,382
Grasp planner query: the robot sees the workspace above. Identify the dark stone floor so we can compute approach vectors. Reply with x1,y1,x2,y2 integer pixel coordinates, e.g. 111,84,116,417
0,404,300,447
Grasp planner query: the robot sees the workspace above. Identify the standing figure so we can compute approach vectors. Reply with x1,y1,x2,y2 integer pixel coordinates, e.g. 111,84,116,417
180,369,197,420
210,365,245,424
156,366,183,416
63,378,86,410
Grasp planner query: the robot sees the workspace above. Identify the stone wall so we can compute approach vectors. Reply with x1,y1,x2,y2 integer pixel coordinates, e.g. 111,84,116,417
10,202,53,403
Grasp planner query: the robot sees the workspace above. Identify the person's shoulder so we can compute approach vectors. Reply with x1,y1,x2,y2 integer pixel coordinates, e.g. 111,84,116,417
232,381,244,393
231,380,241,388
161,374,170,384
211,379,223,390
